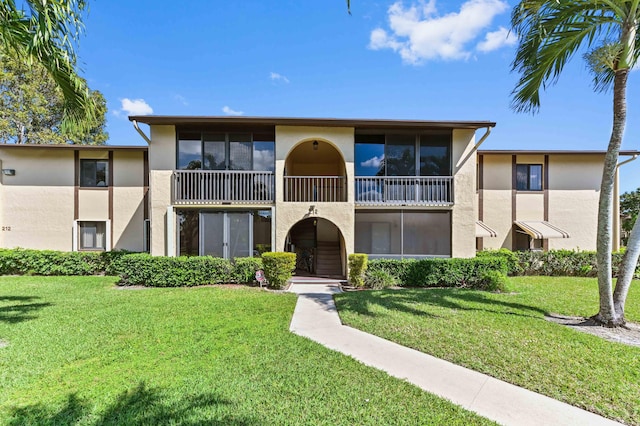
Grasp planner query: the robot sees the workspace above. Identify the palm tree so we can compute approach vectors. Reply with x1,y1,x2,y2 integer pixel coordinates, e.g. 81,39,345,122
511,0,640,326
0,0,95,132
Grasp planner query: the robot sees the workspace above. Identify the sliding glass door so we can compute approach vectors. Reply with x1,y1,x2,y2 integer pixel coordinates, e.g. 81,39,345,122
200,211,252,259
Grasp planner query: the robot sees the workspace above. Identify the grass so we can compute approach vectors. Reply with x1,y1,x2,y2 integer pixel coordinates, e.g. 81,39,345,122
334,276,640,425
0,276,493,425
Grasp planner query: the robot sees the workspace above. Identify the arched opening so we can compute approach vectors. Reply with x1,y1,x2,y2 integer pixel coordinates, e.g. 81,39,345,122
284,139,347,202
285,217,345,277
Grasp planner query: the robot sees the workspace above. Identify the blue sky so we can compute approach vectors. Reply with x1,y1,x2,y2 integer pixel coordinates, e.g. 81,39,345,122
77,0,639,192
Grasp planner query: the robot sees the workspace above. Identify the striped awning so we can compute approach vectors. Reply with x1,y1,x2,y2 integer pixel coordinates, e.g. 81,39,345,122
514,221,570,239
476,221,497,238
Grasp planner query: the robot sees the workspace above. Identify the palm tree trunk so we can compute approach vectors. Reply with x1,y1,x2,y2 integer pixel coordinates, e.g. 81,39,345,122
593,68,628,327
613,212,640,319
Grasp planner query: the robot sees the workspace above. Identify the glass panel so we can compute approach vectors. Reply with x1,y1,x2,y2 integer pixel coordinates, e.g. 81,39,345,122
420,134,450,176
403,212,451,256
253,210,272,255
253,141,275,171
96,161,108,186
355,140,385,177
529,165,542,190
516,164,528,190
228,212,251,259
203,133,226,170
229,141,252,171
79,222,105,250
80,161,96,186
355,211,401,254
178,210,200,256
386,135,415,176
201,212,224,257
177,134,202,170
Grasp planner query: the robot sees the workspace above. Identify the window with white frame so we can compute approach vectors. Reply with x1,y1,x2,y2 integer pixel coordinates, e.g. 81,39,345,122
78,221,106,250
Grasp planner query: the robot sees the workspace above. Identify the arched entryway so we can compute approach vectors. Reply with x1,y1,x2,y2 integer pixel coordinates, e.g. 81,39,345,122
285,217,345,277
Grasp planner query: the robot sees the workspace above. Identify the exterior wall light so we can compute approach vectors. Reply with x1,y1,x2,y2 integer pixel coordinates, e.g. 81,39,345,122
313,140,318,151
2,169,15,176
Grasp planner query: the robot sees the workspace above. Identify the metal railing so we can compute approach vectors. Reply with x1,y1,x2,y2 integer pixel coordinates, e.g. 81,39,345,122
355,176,453,205
284,176,347,202
173,170,274,204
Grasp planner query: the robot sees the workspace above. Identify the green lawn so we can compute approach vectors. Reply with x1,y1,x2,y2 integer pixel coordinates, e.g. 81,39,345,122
0,276,493,425
334,277,640,425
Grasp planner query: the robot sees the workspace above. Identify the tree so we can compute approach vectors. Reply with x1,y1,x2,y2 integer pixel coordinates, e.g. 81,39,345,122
0,0,96,132
621,188,640,245
511,1,640,326
0,48,107,144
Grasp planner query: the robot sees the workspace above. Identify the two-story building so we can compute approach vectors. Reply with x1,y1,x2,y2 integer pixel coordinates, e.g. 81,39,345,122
0,116,636,278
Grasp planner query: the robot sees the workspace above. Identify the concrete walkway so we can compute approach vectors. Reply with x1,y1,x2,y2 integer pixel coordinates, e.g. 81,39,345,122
287,279,622,426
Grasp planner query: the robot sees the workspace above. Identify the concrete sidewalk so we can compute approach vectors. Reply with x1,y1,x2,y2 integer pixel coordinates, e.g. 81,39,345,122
288,280,622,426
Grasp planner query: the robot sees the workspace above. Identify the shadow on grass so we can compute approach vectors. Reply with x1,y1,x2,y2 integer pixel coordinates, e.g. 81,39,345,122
0,296,51,324
336,288,548,320
8,382,255,425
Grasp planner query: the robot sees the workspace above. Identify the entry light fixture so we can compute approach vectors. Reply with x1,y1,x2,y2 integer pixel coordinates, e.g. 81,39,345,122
313,140,318,151
2,169,15,176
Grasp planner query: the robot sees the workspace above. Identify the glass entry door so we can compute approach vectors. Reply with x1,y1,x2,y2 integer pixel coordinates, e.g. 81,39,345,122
200,211,252,259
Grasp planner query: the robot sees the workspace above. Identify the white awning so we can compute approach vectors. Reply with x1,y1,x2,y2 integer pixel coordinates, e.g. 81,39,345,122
476,221,497,238
514,221,570,239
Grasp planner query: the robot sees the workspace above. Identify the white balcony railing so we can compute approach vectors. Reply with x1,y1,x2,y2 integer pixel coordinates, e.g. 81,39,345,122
284,176,347,202
173,170,274,204
355,176,453,205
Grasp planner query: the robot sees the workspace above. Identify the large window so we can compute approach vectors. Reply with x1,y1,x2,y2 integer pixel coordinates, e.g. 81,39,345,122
355,210,451,257
516,164,543,191
80,160,108,187
177,131,275,172
78,221,106,250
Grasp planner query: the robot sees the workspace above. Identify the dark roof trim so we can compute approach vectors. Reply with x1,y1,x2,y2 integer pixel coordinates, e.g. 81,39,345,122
0,144,147,151
479,149,640,156
129,115,496,130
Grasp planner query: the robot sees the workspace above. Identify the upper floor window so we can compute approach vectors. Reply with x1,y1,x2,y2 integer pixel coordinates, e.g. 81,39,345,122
516,164,543,191
355,132,451,177
177,131,275,172
80,160,108,187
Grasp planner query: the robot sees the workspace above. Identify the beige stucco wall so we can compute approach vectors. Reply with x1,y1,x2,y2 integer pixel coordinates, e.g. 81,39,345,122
450,129,478,258
0,147,146,252
274,126,355,272
149,125,176,170
478,153,605,251
149,170,173,255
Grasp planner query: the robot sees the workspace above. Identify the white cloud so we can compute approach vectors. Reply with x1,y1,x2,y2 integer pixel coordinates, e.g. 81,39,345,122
222,106,244,116
369,0,510,64
119,98,153,116
360,155,384,168
476,26,517,52
174,94,189,106
270,72,290,83
254,148,275,171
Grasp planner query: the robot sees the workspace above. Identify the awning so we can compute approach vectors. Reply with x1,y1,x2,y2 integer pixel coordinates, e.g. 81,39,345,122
514,221,570,239
476,221,497,238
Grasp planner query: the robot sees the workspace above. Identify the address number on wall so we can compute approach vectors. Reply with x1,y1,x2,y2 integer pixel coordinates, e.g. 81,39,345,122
2,226,11,231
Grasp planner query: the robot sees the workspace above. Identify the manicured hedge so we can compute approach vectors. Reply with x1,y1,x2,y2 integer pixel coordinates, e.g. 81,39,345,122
0,248,109,276
348,253,368,288
261,252,296,289
478,249,640,278
366,256,508,289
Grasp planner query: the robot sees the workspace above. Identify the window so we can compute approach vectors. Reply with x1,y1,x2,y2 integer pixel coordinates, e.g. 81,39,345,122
78,221,106,250
355,210,451,257
177,131,275,171
80,160,109,187
516,164,543,191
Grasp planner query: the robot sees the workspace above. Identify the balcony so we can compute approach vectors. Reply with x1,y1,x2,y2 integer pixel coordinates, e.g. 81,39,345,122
173,170,274,205
355,176,453,206
284,176,347,202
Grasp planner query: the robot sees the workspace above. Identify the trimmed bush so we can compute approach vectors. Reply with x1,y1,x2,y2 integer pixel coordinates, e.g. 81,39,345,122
0,248,105,276
232,257,263,284
477,249,520,275
365,268,397,290
479,270,508,292
348,253,368,288
107,253,234,287
366,257,508,290
261,252,296,289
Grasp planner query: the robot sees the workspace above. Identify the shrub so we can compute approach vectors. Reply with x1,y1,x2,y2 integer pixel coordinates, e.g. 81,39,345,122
478,270,508,292
0,248,104,276
261,252,296,289
348,253,368,288
365,269,397,290
477,249,520,275
107,253,234,287
232,257,263,284
367,258,415,284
